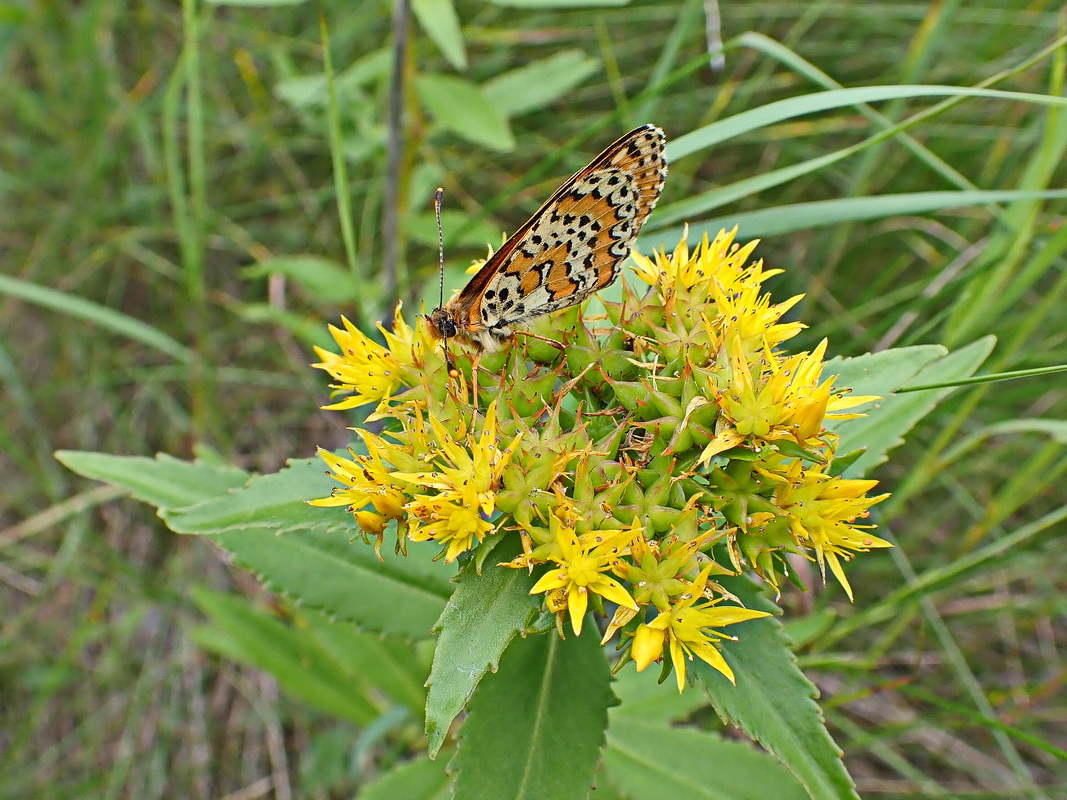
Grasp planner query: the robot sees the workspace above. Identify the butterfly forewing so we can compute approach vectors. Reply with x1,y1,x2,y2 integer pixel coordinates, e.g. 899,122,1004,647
430,124,667,351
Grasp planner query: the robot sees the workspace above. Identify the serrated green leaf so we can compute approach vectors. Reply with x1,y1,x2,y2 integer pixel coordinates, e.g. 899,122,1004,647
242,255,356,304
451,631,612,800
693,576,858,800
825,345,945,404
209,526,453,639
425,544,541,756
55,450,249,511
191,587,380,725
415,75,514,152
483,51,599,117
163,458,340,534
357,755,451,800
604,716,809,800
411,0,466,70
828,338,995,476
822,345,943,476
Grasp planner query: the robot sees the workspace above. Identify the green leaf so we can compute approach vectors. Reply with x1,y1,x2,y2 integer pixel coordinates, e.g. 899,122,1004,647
487,0,627,7
425,547,541,756
162,458,342,534
415,75,515,152
55,450,249,511
205,0,308,5
667,85,1067,162
274,49,390,110
305,608,429,714
157,461,453,638
941,418,1067,466
451,631,612,800
191,587,381,725
822,345,944,477
357,755,451,800
0,273,195,363
648,190,1067,246
692,576,858,800
411,0,467,70
604,716,810,800
242,255,357,304
828,338,995,476
210,526,452,640
483,51,599,117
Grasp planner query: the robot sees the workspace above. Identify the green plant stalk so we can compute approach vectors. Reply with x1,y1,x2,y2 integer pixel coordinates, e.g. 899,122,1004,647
320,11,362,310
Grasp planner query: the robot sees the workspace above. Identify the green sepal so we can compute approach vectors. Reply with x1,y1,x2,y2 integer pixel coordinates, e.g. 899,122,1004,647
612,381,659,421
828,448,866,476
774,438,827,465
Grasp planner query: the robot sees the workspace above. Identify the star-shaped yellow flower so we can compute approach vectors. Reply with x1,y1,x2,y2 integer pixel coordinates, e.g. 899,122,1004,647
631,564,771,691
392,402,521,562
529,511,642,636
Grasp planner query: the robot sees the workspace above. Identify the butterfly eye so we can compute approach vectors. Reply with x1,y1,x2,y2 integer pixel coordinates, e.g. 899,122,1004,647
436,315,457,339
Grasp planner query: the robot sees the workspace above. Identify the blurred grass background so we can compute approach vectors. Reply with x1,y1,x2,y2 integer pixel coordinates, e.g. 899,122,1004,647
2,0,1066,797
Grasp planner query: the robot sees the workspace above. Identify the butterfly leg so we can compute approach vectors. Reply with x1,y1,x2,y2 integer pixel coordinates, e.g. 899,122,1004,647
514,330,567,353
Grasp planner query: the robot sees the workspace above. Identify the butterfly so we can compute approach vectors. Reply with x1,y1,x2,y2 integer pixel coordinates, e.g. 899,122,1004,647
426,124,667,352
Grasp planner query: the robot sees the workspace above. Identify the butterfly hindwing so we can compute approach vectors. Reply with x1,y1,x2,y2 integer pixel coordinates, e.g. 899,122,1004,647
429,124,667,350
469,125,667,333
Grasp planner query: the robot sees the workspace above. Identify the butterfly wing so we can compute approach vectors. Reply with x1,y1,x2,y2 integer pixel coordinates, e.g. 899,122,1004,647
456,125,667,335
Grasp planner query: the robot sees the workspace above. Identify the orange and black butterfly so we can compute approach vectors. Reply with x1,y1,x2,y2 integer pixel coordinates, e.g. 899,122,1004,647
426,125,667,352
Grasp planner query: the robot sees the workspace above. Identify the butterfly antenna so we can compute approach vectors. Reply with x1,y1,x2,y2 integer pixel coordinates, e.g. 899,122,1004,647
434,188,445,309
434,187,457,377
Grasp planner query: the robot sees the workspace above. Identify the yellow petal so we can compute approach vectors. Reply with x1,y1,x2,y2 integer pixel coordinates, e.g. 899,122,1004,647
530,568,568,594
688,641,736,685
568,585,589,635
668,636,687,693
826,552,854,601
593,576,638,611
632,624,665,671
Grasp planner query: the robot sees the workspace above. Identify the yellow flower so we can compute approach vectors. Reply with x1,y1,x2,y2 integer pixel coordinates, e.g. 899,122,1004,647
379,300,425,367
392,402,520,562
699,337,877,462
529,511,642,636
773,460,891,600
311,303,426,411
308,436,414,556
632,227,760,301
705,265,805,353
631,565,771,691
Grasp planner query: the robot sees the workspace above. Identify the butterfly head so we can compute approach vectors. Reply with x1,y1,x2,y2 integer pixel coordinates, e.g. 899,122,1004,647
426,307,458,341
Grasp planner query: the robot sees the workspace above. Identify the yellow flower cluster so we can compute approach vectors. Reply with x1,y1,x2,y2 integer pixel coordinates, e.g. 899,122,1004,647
310,228,890,690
